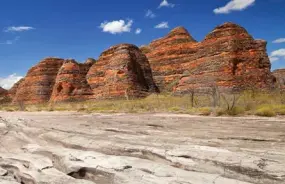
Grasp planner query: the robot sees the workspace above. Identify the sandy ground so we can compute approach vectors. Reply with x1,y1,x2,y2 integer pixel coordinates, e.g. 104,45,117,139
0,111,285,184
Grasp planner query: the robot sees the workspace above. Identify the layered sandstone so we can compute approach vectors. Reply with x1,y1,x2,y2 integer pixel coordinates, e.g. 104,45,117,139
0,87,7,97
0,87,8,103
87,44,158,99
273,69,285,91
50,59,94,102
141,27,197,91
13,58,65,104
143,22,275,93
8,78,24,98
7,22,278,104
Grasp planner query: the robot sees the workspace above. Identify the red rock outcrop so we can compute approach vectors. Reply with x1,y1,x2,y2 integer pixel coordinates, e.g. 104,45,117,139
0,87,7,97
8,78,24,98
50,59,94,102
273,69,285,91
143,22,276,94
0,87,9,103
13,58,65,104
7,22,278,105
0,87,7,94
141,26,197,91
87,44,158,99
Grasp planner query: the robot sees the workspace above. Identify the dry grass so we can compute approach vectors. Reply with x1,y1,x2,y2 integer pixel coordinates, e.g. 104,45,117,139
255,107,276,117
1,91,284,117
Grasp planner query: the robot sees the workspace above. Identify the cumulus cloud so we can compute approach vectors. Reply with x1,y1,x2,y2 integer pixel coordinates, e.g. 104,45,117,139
0,36,20,45
271,49,285,57
145,10,156,18
273,38,285,44
159,0,175,8
269,49,285,63
155,22,169,29
135,28,142,35
99,19,133,34
269,56,279,63
0,74,23,89
214,0,255,14
4,26,34,32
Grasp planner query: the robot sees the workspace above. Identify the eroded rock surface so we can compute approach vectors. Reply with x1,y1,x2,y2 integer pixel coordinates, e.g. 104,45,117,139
12,58,65,104
0,87,7,97
87,44,158,99
0,87,10,104
50,59,93,102
273,69,285,91
8,79,24,99
0,112,284,184
143,22,275,93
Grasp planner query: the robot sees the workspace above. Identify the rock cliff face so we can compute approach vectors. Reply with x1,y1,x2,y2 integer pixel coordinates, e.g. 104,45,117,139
0,87,8,103
141,27,197,91
8,78,24,99
273,69,285,91
143,22,275,93
0,87,7,96
87,44,158,99
7,22,279,104
50,59,94,102
13,58,65,104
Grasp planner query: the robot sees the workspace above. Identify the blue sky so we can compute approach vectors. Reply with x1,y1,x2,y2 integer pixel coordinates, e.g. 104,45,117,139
0,0,285,89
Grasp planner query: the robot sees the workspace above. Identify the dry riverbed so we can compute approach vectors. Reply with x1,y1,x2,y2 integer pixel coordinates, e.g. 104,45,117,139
0,111,285,184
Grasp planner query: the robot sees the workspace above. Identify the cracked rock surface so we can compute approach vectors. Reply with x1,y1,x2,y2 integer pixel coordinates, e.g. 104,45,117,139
0,112,284,184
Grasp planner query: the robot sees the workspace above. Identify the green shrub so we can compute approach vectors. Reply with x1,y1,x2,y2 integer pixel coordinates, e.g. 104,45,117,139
215,106,245,116
215,108,225,116
255,107,276,117
198,107,212,116
278,109,285,115
168,107,181,112
273,105,285,115
227,107,245,116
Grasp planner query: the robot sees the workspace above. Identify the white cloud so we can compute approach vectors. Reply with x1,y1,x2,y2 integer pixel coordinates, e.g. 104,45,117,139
4,26,34,32
135,28,142,34
99,19,133,34
269,49,285,63
0,36,20,45
273,38,285,44
271,49,285,57
214,0,255,14
145,10,156,18
0,74,23,89
159,0,175,8
155,22,169,29
269,56,279,63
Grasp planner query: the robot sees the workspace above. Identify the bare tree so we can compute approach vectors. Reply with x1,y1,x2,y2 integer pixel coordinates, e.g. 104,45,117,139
220,92,241,112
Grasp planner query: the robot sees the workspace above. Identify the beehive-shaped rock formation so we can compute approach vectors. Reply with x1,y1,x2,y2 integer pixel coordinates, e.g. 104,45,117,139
13,58,65,104
143,22,275,93
87,44,158,99
8,78,24,98
50,59,93,102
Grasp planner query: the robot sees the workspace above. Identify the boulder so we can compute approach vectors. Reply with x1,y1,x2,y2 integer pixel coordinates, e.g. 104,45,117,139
87,44,159,99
